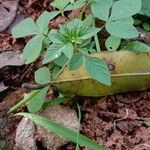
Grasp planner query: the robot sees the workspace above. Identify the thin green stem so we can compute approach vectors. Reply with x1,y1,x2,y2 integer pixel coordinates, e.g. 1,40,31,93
93,19,101,52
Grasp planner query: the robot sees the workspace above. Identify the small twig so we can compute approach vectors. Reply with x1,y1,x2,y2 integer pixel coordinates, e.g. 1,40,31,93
22,82,51,90
113,109,129,130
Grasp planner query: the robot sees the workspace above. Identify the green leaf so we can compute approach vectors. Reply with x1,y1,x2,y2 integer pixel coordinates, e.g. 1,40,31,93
143,22,150,31
59,24,71,39
43,43,72,64
91,0,113,21
85,56,111,85
52,65,61,77
106,19,139,39
51,0,70,11
9,90,40,113
67,19,83,29
12,18,38,38
68,53,83,70
17,113,105,150
109,0,141,20
144,122,150,126
49,33,69,44
105,36,121,51
140,0,150,17
122,41,150,52
27,87,49,113
63,43,74,59
64,0,86,11
42,96,68,109
36,11,60,34
54,54,68,67
83,15,93,28
80,27,100,40
35,67,51,84
23,34,45,64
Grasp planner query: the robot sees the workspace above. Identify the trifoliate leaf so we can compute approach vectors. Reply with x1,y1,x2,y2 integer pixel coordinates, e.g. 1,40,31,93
68,53,83,70
85,56,111,85
36,11,60,34
27,87,49,113
35,67,51,84
109,0,141,20
91,0,113,21
12,18,38,38
23,34,45,64
105,36,121,51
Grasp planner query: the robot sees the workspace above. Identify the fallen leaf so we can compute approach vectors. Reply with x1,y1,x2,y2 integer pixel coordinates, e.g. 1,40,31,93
0,0,19,32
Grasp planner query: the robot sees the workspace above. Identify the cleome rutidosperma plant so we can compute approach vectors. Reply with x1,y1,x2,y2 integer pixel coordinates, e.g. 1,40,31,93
10,0,150,149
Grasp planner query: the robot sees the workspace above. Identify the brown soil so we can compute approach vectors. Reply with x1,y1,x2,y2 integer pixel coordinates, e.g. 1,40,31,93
0,0,150,150
81,91,150,150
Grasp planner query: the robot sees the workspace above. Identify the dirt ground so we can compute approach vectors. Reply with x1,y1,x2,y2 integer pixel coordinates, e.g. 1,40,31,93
0,0,150,150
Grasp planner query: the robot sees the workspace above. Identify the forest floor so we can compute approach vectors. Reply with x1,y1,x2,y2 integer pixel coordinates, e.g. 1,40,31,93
0,0,150,150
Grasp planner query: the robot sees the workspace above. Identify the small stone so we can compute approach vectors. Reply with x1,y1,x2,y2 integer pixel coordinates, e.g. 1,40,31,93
36,105,78,149
15,117,37,150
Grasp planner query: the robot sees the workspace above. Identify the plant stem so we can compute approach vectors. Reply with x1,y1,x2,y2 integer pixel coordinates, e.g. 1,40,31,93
93,20,101,52
79,0,91,19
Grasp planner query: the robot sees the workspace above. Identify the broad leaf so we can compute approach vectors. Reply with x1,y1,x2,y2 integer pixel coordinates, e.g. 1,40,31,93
106,20,139,39
17,113,105,150
91,0,113,21
12,18,38,38
122,41,150,52
80,27,101,40
85,56,111,85
23,34,45,64
105,36,121,51
35,67,51,84
27,87,49,113
43,43,72,64
68,53,83,70
36,11,60,34
109,0,141,20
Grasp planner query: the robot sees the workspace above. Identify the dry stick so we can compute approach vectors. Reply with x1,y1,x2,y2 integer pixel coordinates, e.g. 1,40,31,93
113,109,129,131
